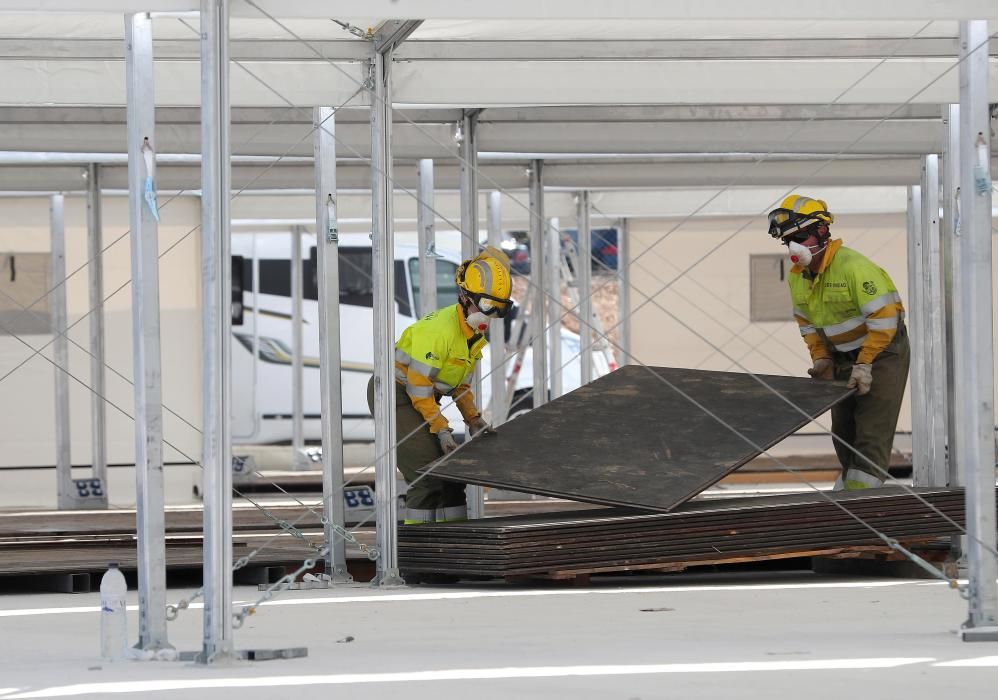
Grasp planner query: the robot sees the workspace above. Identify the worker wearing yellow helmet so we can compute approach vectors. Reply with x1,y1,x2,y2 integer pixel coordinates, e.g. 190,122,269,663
367,246,513,527
768,195,910,490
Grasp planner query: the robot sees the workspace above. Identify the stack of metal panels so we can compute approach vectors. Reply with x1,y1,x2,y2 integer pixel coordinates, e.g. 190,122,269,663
398,488,967,578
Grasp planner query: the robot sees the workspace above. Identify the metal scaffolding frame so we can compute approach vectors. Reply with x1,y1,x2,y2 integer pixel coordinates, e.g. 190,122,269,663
416,158,437,316
546,217,562,400
49,193,72,510
486,190,507,423
85,163,109,506
125,11,169,652
577,190,593,385
528,159,547,409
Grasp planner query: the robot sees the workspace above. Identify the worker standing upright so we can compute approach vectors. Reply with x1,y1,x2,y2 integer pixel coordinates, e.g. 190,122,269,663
768,195,910,489
367,246,513,524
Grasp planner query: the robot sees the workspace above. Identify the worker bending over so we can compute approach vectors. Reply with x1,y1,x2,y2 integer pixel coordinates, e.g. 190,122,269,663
768,195,910,489
367,246,512,523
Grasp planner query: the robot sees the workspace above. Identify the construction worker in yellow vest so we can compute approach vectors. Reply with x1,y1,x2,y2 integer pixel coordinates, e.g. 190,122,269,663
367,246,513,524
768,195,910,490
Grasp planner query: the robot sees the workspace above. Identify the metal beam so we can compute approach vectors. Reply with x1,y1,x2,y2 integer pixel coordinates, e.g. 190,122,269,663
416,158,437,316
371,20,424,55
956,19,998,641
124,11,169,652
50,194,72,510
314,106,351,583
577,191,593,385
617,218,631,367
370,47,403,588
906,185,926,488
486,190,507,424
459,109,484,521
546,217,562,400
918,154,947,487
528,160,546,409
86,164,109,506
290,224,305,467
941,104,960,487
199,0,234,662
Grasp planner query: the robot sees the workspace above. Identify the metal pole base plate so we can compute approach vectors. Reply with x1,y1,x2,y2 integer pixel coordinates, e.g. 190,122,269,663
372,569,405,588
183,647,308,663
961,626,998,643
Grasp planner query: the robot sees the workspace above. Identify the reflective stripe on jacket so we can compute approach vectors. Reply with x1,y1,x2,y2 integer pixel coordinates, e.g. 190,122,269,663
394,303,486,433
788,240,905,366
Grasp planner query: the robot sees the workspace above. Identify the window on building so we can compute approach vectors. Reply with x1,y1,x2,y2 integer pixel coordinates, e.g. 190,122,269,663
749,254,793,322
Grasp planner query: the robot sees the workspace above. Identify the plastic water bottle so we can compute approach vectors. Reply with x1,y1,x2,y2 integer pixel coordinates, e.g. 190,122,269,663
100,563,128,661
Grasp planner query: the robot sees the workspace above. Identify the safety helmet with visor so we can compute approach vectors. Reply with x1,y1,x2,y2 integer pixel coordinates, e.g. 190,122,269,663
767,195,834,243
456,246,513,319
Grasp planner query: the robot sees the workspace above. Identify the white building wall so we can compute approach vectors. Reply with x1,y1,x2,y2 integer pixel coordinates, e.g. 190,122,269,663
627,211,998,443
0,195,202,471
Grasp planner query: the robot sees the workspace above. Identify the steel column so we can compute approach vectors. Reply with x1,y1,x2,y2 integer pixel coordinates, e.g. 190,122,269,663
370,47,403,587
314,107,351,582
618,218,631,366
956,19,998,640
486,190,507,424
919,155,947,486
50,194,73,510
86,164,108,503
547,218,562,400
459,109,484,520
528,160,546,408
416,158,437,316
941,104,961,487
290,224,305,467
124,12,168,651
577,191,593,384
199,0,234,661
906,185,927,484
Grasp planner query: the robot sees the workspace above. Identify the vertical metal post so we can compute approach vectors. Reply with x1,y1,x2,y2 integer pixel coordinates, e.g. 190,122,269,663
618,218,631,367
906,185,927,482
290,224,306,467
370,47,403,587
486,190,507,423
125,12,169,651
50,194,73,510
547,218,562,399
577,191,593,385
528,160,547,408
314,107,351,582
199,0,234,661
459,109,484,519
941,104,961,487
416,158,437,316
86,164,108,502
919,155,947,486
957,19,998,641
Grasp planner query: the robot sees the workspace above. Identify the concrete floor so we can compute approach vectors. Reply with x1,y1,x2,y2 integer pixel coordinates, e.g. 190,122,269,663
0,571,995,699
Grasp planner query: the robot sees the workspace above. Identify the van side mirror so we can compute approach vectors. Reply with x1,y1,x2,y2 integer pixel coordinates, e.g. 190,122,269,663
231,255,244,326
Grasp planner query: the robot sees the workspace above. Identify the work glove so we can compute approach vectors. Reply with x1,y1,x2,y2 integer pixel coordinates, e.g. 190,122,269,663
467,415,496,438
847,363,873,396
807,357,835,381
437,428,458,455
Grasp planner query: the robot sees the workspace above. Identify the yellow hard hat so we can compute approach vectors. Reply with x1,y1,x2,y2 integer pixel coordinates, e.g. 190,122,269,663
767,195,834,241
456,246,513,317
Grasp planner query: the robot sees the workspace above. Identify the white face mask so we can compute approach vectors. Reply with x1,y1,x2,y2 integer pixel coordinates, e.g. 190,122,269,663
465,310,491,333
787,240,827,267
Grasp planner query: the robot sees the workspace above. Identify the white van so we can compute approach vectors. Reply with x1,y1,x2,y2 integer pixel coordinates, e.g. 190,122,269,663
231,231,609,444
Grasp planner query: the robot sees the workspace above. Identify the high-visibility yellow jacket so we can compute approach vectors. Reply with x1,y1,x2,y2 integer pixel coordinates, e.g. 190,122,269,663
789,239,905,366
394,303,486,434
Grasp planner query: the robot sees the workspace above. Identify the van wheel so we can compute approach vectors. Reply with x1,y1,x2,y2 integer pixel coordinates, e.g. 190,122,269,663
507,390,534,421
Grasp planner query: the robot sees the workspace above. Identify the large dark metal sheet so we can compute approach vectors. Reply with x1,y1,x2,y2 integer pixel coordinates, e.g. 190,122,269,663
423,366,853,512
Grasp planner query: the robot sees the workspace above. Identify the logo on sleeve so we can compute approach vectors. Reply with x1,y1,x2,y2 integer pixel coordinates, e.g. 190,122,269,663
425,352,440,361
862,281,878,295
